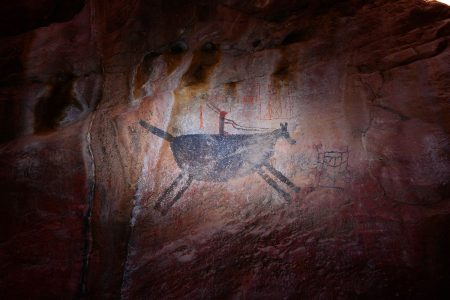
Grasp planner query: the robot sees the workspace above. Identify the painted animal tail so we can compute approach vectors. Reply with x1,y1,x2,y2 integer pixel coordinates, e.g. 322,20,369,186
139,120,174,142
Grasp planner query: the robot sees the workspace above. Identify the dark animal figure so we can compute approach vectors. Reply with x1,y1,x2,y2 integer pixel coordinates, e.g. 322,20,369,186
139,120,300,215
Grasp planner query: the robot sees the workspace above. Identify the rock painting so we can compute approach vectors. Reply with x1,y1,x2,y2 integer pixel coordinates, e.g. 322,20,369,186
139,120,300,215
315,146,350,189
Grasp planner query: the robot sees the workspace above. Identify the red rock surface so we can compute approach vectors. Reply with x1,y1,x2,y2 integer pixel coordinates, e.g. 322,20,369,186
1,0,449,299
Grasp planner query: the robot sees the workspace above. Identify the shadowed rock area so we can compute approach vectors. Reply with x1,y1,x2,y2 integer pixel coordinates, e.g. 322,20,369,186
0,0,449,299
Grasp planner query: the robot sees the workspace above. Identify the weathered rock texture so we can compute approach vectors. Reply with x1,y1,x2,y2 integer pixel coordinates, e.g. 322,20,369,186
1,0,449,299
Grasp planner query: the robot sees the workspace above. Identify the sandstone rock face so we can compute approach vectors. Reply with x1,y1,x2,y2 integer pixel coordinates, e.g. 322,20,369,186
1,0,449,299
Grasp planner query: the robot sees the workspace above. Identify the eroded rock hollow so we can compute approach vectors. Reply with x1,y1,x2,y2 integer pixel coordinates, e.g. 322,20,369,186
1,0,449,299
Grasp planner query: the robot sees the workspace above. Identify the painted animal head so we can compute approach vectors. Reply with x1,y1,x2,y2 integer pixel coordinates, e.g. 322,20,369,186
279,122,296,145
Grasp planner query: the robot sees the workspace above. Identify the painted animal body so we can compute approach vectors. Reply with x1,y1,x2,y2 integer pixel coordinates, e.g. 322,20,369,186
171,132,285,181
139,120,300,215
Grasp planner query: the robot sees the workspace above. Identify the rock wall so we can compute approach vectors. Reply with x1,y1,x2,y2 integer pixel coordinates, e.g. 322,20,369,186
0,0,449,299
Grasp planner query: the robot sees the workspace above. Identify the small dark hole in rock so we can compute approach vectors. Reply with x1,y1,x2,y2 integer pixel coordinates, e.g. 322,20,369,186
202,42,217,52
170,41,188,54
252,40,261,48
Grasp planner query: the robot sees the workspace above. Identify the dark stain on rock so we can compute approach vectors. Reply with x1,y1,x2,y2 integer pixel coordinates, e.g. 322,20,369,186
133,52,161,99
0,98,20,143
310,0,346,17
106,3,134,34
252,39,261,48
196,3,217,22
436,39,448,54
162,52,184,76
0,53,23,87
158,40,189,76
400,3,450,33
226,81,238,90
273,62,289,78
357,64,375,74
34,74,75,133
181,45,221,87
0,0,86,37
272,49,294,81
281,28,312,45
224,81,238,102
262,2,310,23
437,22,450,38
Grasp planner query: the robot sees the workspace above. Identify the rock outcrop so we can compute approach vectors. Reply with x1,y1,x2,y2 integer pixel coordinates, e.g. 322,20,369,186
1,0,449,299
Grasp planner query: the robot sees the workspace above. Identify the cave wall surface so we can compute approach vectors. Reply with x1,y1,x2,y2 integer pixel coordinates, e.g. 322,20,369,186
1,0,449,299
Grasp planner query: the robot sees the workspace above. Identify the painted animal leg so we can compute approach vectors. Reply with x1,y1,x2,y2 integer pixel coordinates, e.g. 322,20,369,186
264,162,300,193
154,172,185,212
256,169,292,203
160,174,194,216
